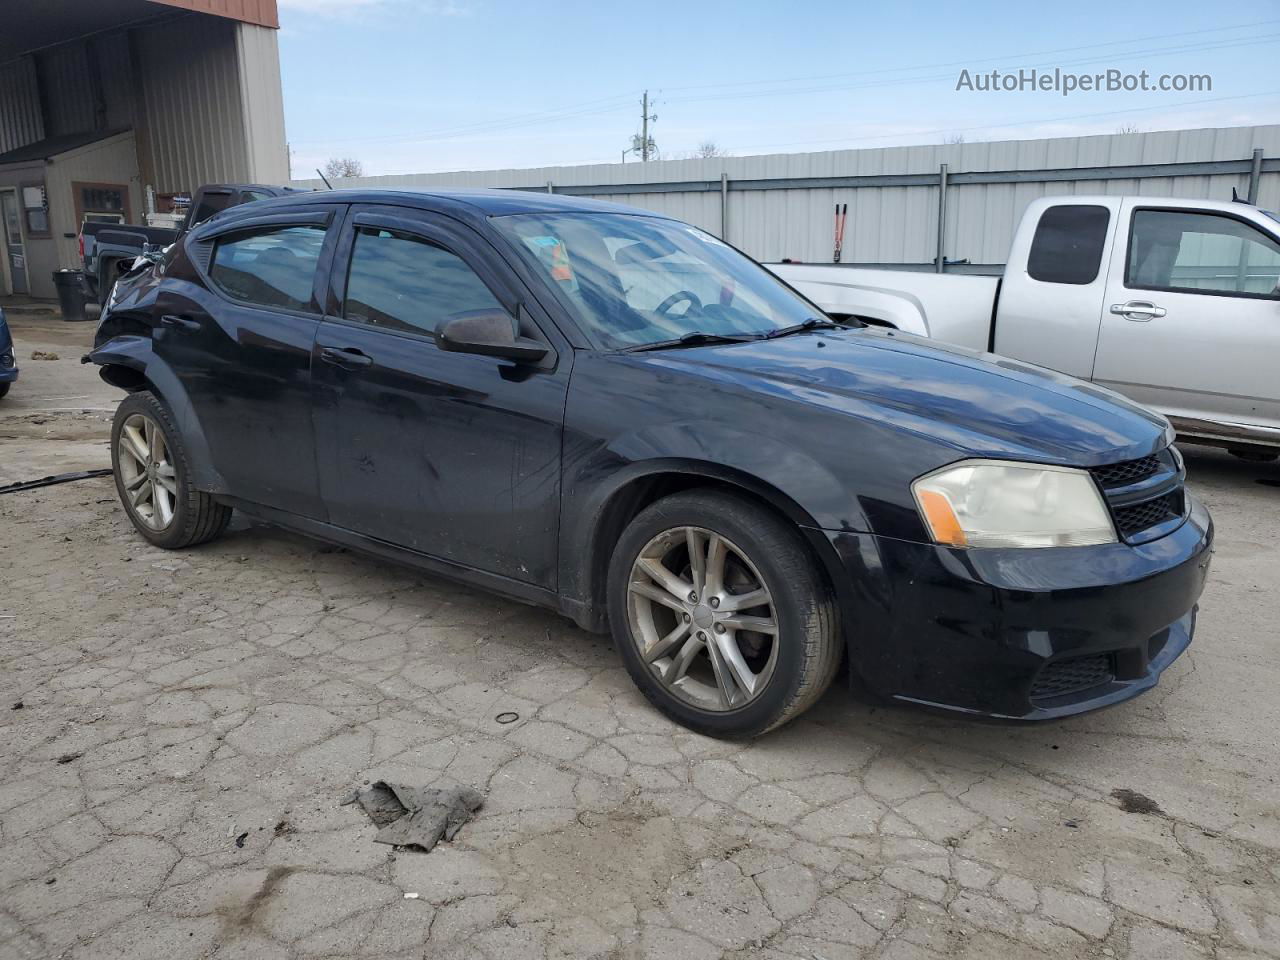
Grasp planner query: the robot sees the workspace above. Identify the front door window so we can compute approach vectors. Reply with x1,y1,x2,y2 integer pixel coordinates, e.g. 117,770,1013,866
1127,209,1280,297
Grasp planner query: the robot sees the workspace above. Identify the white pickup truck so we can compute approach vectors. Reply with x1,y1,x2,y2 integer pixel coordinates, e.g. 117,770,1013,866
770,195,1280,459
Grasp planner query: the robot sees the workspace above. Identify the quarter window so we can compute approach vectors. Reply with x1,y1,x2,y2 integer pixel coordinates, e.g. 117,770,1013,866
1027,204,1111,285
1127,209,1280,296
208,225,325,311
343,226,505,337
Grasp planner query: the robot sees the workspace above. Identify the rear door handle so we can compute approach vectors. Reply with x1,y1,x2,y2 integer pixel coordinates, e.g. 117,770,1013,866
160,314,201,332
319,346,373,369
1109,301,1167,322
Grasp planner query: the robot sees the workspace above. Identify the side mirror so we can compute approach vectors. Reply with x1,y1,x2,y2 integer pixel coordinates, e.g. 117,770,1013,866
437,309,548,363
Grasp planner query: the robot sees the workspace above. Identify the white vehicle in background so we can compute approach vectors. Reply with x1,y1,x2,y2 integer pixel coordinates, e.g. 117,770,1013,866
771,195,1280,460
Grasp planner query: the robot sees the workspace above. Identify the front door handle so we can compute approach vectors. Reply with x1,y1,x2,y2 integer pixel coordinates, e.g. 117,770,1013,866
319,346,374,369
1109,300,1167,322
160,314,201,333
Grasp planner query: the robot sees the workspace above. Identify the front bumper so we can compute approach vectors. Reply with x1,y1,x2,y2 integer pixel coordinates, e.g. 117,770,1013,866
821,492,1213,720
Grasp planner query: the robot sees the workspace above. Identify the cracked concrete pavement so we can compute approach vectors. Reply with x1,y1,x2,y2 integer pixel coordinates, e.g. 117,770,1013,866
2,307,1279,959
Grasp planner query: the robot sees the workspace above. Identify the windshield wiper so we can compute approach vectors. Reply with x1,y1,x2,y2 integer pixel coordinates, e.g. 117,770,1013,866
762,317,848,339
620,331,764,353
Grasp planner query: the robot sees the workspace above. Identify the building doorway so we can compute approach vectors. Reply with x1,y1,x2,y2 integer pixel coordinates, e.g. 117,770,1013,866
0,189,29,295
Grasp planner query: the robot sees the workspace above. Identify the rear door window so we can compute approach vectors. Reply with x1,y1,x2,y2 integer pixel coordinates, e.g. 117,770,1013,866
1027,204,1111,285
208,225,326,311
342,226,505,338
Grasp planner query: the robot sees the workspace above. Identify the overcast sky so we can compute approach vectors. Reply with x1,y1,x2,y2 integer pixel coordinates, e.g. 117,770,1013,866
277,0,1280,180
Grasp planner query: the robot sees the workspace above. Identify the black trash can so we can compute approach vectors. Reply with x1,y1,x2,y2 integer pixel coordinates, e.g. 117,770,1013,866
53,269,88,323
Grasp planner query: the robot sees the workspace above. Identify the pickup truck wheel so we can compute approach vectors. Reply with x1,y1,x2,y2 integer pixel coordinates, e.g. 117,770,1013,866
111,391,231,549
0,383,9,400
607,490,840,738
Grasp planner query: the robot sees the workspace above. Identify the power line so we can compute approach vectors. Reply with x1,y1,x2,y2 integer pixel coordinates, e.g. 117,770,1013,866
290,91,640,146
289,19,1279,155
659,17,1280,95
665,33,1280,105
721,90,1280,155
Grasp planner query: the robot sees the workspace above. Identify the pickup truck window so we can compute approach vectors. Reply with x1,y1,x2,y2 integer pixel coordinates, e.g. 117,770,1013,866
1127,209,1280,297
342,226,504,338
1027,205,1110,285
208,225,325,312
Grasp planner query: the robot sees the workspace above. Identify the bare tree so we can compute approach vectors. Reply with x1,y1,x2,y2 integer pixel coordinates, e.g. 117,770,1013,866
944,133,966,145
692,140,730,159
323,157,365,179
1115,124,1140,135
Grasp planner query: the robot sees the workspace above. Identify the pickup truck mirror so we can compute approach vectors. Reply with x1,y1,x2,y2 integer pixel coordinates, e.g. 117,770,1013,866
437,309,548,363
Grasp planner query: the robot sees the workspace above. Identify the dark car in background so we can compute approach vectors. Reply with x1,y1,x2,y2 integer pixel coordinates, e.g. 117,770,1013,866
0,307,17,399
88,189,1213,737
79,183,304,305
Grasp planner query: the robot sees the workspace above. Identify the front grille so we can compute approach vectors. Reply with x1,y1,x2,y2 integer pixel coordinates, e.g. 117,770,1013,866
1090,455,1161,489
1031,654,1115,701
1113,490,1183,536
1089,448,1185,542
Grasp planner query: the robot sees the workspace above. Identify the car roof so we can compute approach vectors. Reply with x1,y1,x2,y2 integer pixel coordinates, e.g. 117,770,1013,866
217,187,673,223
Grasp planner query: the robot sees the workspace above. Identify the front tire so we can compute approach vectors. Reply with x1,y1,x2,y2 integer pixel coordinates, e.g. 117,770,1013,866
607,489,840,738
111,391,231,548
0,382,9,399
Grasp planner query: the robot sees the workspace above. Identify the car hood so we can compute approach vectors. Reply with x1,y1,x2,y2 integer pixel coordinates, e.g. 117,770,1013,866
651,327,1171,466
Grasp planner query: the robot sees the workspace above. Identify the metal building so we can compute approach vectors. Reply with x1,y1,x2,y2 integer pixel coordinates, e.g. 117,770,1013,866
295,124,1280,272
0,0,289,298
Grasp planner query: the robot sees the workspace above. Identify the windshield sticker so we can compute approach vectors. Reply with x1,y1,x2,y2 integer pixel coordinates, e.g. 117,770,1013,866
686,227,729,247
522,234,578,290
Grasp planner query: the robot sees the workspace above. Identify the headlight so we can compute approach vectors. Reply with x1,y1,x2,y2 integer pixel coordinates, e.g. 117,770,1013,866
912,459,1115,549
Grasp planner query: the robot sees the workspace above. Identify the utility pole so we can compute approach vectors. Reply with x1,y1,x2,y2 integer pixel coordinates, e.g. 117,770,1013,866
641,90,651,162
622,91,658,163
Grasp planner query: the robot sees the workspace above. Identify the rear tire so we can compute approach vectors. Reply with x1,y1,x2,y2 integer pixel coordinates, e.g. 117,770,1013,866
607,489,840,738
111,391,231,549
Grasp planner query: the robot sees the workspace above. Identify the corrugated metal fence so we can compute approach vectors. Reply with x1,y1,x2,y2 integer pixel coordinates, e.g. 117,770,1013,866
294,124,1280,273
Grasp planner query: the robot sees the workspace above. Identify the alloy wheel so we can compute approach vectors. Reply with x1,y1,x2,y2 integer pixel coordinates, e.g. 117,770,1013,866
626,525,779,711
116,413,178,530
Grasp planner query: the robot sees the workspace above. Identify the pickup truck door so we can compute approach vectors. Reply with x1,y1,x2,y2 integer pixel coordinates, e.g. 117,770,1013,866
991,199,1122,380
1092,201,1280,439
156,204,344,518
310,205,569,589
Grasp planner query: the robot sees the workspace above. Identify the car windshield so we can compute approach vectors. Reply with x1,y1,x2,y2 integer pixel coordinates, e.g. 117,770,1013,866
492,212,822,349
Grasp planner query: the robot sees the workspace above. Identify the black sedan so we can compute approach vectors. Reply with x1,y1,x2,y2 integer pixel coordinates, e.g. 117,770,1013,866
89,189,1212,737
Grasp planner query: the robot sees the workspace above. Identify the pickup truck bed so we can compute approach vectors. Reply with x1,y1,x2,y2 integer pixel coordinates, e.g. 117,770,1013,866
768,263,999,351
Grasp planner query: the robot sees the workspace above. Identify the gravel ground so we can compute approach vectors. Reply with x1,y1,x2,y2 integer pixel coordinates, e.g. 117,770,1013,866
1,306,1278,960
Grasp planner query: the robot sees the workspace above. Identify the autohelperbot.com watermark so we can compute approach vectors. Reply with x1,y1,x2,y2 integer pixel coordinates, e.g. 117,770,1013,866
955,68,1212,96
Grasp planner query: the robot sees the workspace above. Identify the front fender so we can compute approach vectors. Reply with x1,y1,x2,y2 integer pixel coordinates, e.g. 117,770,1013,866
586,423,858,530
89,335,225,493
557,418,871,622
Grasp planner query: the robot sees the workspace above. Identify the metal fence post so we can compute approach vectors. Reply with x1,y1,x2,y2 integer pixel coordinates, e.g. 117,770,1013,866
720,173,729,240
1247,148,1263,204
546,181,554,194
935,163,949,273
